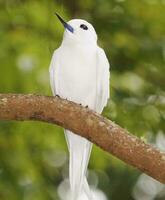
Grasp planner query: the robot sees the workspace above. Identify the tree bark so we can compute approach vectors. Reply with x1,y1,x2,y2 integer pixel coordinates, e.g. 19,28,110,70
0,94,165,184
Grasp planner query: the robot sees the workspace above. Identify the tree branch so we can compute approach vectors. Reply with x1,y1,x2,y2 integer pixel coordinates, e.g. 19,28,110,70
0,94,165,184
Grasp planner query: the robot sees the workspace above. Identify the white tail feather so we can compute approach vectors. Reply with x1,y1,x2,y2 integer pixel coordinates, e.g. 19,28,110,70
64,130,93,200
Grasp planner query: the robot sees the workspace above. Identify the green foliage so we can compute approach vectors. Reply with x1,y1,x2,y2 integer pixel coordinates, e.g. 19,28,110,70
0,0,164,199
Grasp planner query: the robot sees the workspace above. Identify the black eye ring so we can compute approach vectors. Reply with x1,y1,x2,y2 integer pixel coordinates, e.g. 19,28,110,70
80,24,88,30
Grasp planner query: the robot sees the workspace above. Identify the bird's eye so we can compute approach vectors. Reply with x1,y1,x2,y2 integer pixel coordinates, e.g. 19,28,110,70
80,24,88,30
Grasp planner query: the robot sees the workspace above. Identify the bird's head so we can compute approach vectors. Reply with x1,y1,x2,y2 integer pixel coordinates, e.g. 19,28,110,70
55,13,97,46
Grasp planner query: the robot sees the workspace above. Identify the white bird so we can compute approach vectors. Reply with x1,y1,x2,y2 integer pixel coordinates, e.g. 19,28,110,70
49,13,110,200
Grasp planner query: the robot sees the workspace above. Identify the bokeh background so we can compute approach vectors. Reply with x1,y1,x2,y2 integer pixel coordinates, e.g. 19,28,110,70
0,0,165,199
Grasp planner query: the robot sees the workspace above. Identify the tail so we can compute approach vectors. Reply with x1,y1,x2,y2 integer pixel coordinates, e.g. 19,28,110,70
64,130,93,200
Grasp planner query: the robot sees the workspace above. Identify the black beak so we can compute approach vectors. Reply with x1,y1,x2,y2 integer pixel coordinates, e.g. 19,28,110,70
55,13,74,33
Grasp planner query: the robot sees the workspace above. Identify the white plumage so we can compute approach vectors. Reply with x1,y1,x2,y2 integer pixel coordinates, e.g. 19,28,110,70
49,16,110,200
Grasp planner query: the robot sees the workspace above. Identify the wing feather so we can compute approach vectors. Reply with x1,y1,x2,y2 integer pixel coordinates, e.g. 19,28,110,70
49,50,60,96
96,47,110,113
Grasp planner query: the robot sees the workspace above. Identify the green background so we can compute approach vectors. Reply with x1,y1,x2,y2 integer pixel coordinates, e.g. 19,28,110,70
0,0,165,199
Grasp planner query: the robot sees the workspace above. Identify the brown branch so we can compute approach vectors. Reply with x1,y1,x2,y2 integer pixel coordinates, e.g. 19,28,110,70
0,93,165,184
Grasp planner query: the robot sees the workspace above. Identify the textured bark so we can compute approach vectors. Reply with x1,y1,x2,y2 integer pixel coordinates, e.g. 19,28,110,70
0,94,165,184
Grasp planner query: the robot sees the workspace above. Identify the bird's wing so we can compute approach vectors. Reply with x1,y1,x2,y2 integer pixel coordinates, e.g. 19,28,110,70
96,47,110,113
49,49,60,96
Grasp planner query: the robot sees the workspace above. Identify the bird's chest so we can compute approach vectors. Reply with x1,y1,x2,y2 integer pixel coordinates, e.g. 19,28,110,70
58,47,97,93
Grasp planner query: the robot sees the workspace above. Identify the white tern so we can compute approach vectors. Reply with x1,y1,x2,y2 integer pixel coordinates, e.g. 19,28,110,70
49,13,110,200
